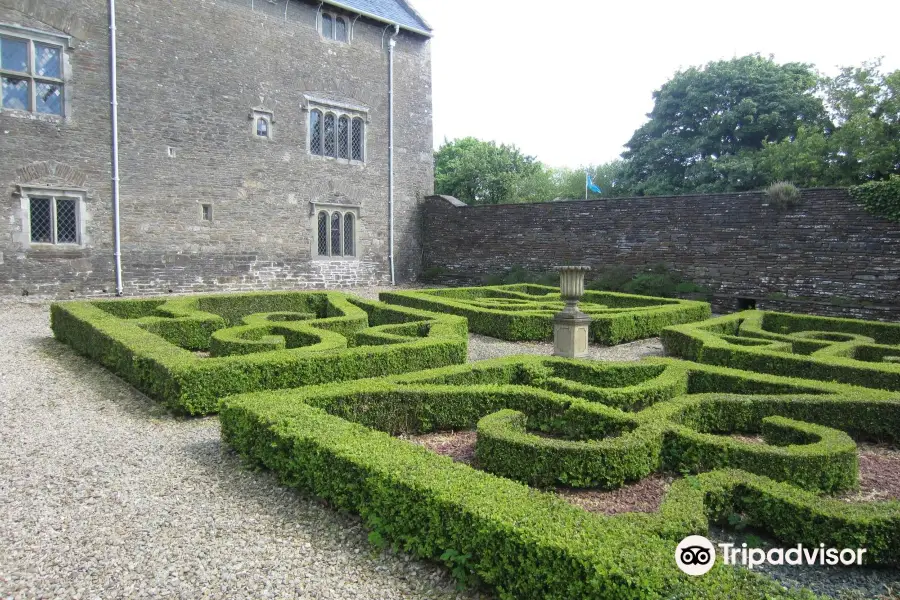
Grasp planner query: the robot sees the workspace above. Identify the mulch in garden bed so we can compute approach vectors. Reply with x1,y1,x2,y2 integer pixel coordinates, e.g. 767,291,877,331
844,442,900,502
401,430,672,515
402,430,478,466
401,431,900,512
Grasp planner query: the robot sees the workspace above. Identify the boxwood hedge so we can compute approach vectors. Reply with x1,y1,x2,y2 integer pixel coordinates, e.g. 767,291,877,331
220,356,900,598
50,291,468,415
661,310,900,390
379,284,711,345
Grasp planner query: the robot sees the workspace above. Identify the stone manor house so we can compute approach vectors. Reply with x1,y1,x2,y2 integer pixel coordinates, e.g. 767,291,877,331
0,0,433,295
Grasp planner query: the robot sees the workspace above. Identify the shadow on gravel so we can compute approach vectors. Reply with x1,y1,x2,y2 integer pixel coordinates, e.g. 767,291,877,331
179,435,493,600
180,436,322,509
32,336,174,421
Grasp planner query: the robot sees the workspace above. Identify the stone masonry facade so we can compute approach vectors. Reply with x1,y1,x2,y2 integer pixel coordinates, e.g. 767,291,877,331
0,0,433,296
423,189,900,320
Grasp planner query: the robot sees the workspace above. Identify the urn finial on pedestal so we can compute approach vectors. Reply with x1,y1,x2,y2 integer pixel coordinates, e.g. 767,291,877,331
553,266,592,358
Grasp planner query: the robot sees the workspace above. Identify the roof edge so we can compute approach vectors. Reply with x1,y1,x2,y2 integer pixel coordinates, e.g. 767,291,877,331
321,0,432,37
397,0,432,31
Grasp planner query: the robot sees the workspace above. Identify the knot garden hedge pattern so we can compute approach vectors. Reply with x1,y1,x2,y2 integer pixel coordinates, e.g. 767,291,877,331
50,291,468,414
379,284,711,345
221,355,900,599
662,310,900,390
50,290,900,598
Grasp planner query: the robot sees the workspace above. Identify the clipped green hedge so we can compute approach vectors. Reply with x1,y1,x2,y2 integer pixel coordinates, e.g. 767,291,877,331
475,408,656,489
661,310,900,391
380,284,711,345
51,291,468,415
221,379,820,599
651,469,900,566
220,355,900,600
405,359,869,494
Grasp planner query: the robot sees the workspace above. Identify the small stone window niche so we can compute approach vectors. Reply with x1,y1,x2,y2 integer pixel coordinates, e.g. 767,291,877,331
200,203,213,222
0,24,71,118
311,203,359,260
320,12,351,43
250,108,274,141
17,185,86,248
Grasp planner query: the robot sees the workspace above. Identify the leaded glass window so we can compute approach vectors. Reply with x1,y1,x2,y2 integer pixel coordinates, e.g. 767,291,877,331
55,198,77,243
2,76,27,111
310,109,322,154
307,105,365,163
351,118,364,161
35,81,61,115
257,117,269,137
314,207,358,259
323,113,336,158
0,31,66,116
1,37,27,72
320,12,349,43
337,116,349,159
343,213,354,256
29,195,79,245
335,17,347,42
330,212,342,256
317,211,328,256
35,43,60,78
29,197,52,243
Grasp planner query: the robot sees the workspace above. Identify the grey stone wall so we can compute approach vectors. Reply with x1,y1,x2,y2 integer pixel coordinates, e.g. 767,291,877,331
423,189,900,320
0,0,432,296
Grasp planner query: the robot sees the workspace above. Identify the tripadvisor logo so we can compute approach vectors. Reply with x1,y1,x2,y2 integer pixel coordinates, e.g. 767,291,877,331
675,535,868,576
675,535,716,576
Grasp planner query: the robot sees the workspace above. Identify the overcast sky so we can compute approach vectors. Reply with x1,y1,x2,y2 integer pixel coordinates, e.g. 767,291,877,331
410,0,900,169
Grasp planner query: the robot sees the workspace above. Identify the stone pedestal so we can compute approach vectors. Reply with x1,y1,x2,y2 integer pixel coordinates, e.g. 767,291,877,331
553,265,592,358
553,310,592,358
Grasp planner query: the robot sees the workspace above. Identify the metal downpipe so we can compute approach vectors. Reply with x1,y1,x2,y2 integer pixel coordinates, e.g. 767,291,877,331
388,24,399,285
109,0,123,295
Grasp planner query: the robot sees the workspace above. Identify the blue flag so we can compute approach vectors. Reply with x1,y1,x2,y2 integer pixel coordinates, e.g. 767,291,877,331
586,173,602,194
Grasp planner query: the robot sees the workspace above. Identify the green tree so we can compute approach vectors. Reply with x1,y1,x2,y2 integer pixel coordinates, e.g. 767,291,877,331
620,54,826,195
434,137,554,205
552,162,631,199
759,61,900,186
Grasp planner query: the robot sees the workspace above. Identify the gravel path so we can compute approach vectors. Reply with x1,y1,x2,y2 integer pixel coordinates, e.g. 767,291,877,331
0,300,483,600
467,333,665,362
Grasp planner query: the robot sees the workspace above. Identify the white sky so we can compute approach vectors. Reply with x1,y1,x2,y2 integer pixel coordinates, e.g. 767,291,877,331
411,0,900,168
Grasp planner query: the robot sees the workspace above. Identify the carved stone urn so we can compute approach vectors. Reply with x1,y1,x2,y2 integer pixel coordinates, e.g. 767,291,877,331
553,265,592,358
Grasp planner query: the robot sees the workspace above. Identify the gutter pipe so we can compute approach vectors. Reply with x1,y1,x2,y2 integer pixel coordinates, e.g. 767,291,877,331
388,24,399,285
109,0,123,295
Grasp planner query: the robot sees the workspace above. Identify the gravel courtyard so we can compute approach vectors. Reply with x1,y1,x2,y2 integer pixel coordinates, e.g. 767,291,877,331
0,291,661,600
0,299,484,600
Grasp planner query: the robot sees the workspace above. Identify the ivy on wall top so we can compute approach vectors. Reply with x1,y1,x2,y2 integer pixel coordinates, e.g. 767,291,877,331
849,175,900,223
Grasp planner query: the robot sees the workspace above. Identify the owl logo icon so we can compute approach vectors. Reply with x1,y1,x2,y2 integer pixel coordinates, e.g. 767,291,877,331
675,535,716,576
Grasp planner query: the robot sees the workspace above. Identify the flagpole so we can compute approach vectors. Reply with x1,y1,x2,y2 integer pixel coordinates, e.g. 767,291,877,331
585,171,588,201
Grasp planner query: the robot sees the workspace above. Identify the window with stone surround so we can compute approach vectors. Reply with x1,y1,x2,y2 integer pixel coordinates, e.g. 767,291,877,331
307,100,366,164
250,108,274,140
20,187,85,246
313,205,358,259
0,24,69,117
320,12,349,43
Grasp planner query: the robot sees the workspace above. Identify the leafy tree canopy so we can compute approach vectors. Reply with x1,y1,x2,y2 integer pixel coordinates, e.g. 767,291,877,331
432,57,899,203
621,54,826,195
759,60,900,186
434,137,550,205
